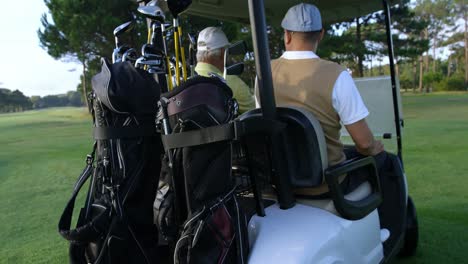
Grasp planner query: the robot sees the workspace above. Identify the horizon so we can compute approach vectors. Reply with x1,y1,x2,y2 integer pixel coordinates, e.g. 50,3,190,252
0,86,78,98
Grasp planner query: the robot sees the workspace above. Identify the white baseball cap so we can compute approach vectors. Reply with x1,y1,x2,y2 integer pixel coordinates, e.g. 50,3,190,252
197,27,230,51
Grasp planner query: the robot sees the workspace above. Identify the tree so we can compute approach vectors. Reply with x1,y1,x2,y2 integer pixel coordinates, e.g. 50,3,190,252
371,0,429,91
453,0,468,86
414,0,454,74
319,0,428,80
67,91,83,106
38,0,146,108
0,89,32,113
312,18,376,77
440,32,464,77
348,15,377,77
30,96,41,108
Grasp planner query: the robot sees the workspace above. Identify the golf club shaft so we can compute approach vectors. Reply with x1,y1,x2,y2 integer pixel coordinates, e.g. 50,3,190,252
178,27,187,80
144,26,152,71
161,24,174,90
190,65,195,76
188,36,196,77
173,19,181,86
166,57,174,90
147,25,152,44
114,36,119,49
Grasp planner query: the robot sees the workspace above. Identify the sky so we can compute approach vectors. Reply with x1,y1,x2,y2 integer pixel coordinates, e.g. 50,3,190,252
0,0,81,97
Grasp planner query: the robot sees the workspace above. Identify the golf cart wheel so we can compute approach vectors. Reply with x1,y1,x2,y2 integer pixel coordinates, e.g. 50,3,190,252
399,196,419,257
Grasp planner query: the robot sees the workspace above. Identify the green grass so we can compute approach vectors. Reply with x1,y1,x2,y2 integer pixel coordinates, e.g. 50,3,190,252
0,108,92,263
1,94,468,263
395,93,468,264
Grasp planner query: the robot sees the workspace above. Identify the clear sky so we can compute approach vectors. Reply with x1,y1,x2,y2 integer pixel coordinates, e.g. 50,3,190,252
0,0,82,97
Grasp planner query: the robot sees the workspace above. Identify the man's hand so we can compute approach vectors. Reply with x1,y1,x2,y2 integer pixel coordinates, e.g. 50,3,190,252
345,119,384,156
370,140,384,156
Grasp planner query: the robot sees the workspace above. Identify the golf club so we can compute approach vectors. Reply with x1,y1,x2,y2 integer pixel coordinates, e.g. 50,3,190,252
162,22,174,90
187,33,197,77
167,0,192,85
223,40,247,79
112,21,134,63
137,3,170,92
122,48,138,64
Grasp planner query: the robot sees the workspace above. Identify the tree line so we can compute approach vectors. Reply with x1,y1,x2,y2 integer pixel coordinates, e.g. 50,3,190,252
0,88,83,113
38,0,467,96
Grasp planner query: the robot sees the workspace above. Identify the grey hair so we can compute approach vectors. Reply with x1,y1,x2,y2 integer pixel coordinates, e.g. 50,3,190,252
196,48,223,62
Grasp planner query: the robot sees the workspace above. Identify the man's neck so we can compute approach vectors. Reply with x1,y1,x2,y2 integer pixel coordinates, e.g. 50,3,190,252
286,42,318,52
199,59,223,72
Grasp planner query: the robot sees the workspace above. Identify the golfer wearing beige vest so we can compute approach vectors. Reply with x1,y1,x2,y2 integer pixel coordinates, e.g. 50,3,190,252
257,3,384,196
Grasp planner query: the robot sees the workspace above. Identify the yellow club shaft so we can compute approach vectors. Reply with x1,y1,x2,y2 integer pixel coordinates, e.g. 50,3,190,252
174,29,181,86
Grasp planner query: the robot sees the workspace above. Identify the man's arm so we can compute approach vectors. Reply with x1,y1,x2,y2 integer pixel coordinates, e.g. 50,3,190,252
332,71,384,156
345,119,384,156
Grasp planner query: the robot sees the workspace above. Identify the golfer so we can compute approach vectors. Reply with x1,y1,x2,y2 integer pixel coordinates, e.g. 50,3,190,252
258,3,386,195
195,27,255,113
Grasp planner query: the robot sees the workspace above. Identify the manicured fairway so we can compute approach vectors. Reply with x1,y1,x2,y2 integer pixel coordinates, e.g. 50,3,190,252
395,93,468,264
0,93,467,263
0,108,92,263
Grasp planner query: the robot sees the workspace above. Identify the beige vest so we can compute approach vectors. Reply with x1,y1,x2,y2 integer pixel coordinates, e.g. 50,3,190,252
259,57,347,195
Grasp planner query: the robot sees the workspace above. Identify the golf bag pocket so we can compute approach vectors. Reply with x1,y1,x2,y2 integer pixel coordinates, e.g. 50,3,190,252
174,189,248,264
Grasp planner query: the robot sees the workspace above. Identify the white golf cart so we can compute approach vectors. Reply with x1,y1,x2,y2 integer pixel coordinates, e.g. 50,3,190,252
180,0,419,263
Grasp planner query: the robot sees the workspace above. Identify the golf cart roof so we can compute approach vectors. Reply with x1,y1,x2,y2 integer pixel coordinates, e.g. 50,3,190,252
186,0,400,25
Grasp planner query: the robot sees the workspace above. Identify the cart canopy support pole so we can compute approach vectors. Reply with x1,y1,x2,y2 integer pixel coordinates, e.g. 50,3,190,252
383,0,403,162
247,0,295,210
247,0,276,119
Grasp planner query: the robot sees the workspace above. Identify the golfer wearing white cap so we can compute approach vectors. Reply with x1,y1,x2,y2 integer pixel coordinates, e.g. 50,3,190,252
258,3,386,196
195,27,255,113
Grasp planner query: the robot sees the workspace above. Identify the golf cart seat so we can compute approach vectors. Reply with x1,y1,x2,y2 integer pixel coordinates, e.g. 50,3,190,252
240,106,382,220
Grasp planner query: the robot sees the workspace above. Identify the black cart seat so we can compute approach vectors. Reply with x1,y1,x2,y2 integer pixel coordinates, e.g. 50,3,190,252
240,106,328,188
240,106,382,220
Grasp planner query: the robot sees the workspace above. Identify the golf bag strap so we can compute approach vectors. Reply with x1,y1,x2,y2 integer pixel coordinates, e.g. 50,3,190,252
58,145,110,243
161,118,285,150
162,122,236,150
93,125,157,139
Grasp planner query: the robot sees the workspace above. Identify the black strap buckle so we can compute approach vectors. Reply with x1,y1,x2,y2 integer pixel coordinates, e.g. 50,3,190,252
86,142,97,165
86,154,94,165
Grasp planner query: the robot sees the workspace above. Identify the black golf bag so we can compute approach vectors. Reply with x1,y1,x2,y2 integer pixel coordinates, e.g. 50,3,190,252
157,76,249,263
58,59,163,264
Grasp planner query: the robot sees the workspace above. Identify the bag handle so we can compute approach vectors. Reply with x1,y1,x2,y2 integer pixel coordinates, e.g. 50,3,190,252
58,144,111,243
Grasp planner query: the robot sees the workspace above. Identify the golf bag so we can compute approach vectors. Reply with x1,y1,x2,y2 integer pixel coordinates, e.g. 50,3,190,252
157,76,249,263
58,59,163,264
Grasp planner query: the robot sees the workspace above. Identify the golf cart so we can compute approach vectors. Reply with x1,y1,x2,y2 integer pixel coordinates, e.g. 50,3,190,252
57,0,418,263
171,0,419,263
